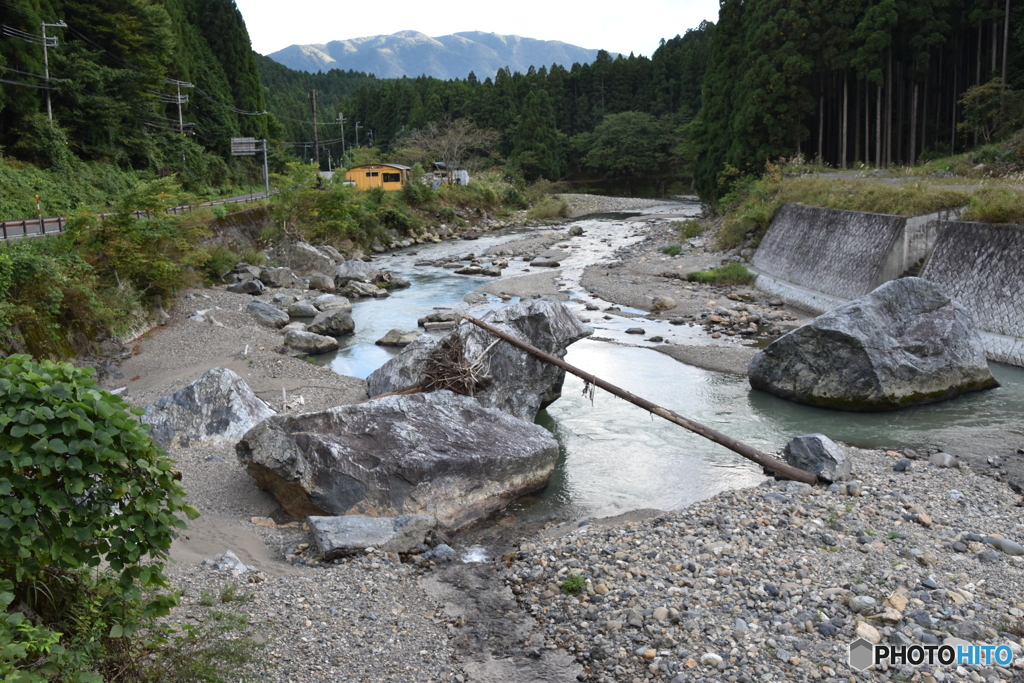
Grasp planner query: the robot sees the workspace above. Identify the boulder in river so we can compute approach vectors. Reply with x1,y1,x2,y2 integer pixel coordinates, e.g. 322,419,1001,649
375,329,422,347
783,434,852,482
235,391,561,530
367,299,592,421
343,281,389,299
333,260,381,286
748,278,998,410
307,308,355,337
308,514,436,560
313,294,351,312
144,367,275,448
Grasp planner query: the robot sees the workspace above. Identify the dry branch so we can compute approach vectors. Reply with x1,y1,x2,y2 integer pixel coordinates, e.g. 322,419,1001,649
462,314,819,485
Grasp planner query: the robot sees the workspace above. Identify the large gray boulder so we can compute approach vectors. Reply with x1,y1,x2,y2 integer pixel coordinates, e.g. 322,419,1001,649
144,367,275,448
307,308,355,336
366,299,593,420
313,294,352,312
308,273,336,292
783,434,852,482
269,241,337,276
333,260,381,286
283,329,339,355
247,300,290,328
235,391,560,530
308,514,436,560
259,266,297,288
748,278,998,410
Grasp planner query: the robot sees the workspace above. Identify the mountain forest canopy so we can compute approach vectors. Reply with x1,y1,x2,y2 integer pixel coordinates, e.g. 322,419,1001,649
0,0,1022,201
0,0,266,183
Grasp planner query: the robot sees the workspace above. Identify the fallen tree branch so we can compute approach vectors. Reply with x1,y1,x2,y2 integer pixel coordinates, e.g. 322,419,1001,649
462,314,818,485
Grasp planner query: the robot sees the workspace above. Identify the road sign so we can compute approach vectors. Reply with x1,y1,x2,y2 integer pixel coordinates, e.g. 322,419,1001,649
230,137,259,156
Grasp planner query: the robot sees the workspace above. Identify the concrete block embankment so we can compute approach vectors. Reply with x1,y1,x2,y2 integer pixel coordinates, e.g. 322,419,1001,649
921,222,1024,366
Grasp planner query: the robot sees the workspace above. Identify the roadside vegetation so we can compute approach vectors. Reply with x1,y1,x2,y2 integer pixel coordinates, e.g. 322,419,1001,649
0,355,264,681
0,162,554,360
714,134,1024,250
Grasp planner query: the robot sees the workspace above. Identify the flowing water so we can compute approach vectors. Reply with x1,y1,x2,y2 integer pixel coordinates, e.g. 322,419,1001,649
310,206,1024,522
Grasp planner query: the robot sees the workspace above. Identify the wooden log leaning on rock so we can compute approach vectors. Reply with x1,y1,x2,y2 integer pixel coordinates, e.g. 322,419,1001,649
462,314,819,485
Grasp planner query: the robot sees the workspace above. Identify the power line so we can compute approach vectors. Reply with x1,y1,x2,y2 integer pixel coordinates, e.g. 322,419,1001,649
0,76,57,90
0,64,61,81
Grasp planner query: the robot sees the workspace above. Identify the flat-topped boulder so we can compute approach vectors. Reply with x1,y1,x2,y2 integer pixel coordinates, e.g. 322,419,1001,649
367,299,592,421
144,367,275,448
235,391,560,530
268,241,337,276
748,278,998,410
283,329,339,355
308,514,436,559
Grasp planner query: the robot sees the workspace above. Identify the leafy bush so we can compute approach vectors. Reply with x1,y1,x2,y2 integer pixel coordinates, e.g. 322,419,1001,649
526,196,570,220
0,355,202,678
686,263,755,285
65,180,211,305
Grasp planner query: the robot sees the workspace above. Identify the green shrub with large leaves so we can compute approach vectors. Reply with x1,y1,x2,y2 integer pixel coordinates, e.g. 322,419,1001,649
0,355,197,589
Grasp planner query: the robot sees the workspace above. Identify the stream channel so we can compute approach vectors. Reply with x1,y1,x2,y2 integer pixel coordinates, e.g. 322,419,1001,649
308,203,1024,525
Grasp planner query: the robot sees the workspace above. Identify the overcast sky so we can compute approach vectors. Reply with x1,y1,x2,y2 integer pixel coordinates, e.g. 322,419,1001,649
234,0,721,59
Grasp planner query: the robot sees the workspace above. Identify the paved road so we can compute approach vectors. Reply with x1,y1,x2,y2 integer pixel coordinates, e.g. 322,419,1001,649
0,192,269,241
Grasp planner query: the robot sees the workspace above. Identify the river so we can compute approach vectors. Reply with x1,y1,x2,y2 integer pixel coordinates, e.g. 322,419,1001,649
309,206,1024,523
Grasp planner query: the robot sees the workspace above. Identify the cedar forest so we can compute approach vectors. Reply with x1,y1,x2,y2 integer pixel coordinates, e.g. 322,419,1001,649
1,0,1023,200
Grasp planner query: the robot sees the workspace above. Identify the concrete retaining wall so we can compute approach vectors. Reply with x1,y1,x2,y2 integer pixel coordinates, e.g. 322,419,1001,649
751,204,905,301
921,222,1024,366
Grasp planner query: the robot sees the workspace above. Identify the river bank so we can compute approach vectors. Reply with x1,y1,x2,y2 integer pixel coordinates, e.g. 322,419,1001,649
112,203,1024,682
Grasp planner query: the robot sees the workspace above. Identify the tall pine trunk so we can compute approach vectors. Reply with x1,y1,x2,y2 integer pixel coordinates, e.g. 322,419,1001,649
877,83,883,165
886,48,893,165
841,75,848,169
855,78,862,164
909,82,918,166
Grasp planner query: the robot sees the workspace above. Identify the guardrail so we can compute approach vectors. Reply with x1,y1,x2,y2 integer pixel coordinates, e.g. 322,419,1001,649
0,192,269,241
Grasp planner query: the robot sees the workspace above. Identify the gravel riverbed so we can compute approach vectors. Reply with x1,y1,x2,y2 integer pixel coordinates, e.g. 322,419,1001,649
111,202,1024,682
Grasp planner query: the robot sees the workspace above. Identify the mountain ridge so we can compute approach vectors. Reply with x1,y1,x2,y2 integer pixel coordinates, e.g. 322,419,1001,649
266,30,610,79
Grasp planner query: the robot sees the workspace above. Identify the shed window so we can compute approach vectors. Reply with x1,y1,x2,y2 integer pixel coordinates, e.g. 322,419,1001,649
383,173,401,183
365,171,379,177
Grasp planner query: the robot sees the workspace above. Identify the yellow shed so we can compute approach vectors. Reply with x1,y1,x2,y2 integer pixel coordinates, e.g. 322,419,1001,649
345,163,410,191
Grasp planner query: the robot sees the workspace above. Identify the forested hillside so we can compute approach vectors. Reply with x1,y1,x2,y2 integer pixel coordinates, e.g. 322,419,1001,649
256,0,1023,200
689,0,1024,197
0,0,266,182
256,27,714,191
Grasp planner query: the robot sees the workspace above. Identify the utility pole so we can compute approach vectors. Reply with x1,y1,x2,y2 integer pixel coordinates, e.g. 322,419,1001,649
309,90,320,168
165,79,194,134
40,21,66,123
337,113,346,157
355,122,362,148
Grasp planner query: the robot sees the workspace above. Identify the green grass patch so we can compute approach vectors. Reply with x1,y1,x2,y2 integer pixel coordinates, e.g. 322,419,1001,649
675,218,706,239
686,263,755,286
527,196,570,220
661,244,682,256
